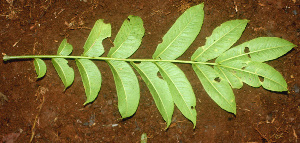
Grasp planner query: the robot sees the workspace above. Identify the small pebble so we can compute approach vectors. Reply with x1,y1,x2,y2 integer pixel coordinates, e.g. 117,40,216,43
293,84,299,93
107,100,112,105
112,124,118,127
292,10,297,15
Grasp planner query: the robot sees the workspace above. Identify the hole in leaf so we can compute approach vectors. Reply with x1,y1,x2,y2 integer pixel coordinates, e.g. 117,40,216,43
244,47,251,58
127,18,131,21
259,76,264,82
214,77,221,82
134,61,141,64
157,72,163,79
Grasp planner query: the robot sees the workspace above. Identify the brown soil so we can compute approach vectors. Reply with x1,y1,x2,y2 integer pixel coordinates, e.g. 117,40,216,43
1,0,299,142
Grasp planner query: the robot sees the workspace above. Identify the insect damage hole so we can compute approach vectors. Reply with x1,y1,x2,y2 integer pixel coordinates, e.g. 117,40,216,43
258,76,264,83
244,47,251,58
214,77,221,82
157,72,164,79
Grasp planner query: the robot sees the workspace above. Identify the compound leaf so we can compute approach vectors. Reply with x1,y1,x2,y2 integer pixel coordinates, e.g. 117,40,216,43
76,59,102,105
57,38,73,56
131,62,174,128
52,58,74,89
34,58,46,78
83,19,111,57
107,15,145,59
152,3,204,60
156,62,197,127
193,64,236,114
107,60,140,118
192,19,248,62
216,37,295,64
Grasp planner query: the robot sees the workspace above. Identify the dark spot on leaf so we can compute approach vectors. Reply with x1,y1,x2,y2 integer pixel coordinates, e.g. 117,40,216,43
259,76,264,82
157,72,163,79
214,77,221,82
191,106,194,109
244,47,251,58
127,18,130,21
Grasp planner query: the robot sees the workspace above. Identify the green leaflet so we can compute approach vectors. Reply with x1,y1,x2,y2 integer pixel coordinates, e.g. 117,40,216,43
83,19,111,57
131,62,174,128
193,64,236,114
192,19,248,62
52,58,74,89
216,37,296,64
52,39,74,89
152,3,204,60
220,61,288,91
107,60,140,118
141,133,147,143
76,59,102,105
107,15,145,59
34,58,46,78
156,62,196,127
57,38,73,56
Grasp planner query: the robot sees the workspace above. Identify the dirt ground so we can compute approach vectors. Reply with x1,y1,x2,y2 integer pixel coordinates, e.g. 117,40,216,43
0,0,299,142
